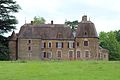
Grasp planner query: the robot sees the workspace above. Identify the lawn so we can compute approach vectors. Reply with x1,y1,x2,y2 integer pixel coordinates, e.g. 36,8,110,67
0,61,120,80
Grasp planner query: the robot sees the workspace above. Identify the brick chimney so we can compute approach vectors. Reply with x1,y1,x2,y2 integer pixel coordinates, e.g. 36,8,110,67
51,20,53,25
31,21,33,25
82,15,87,21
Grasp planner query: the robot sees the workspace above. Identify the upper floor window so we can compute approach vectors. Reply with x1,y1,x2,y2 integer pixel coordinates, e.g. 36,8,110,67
41,42,46,48
48,42,52,48
28,40,31,44
56,42,63,48
68,41,75,48
84,41,88,46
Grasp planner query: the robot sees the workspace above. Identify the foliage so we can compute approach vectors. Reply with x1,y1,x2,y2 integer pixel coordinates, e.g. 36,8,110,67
0,0,21,34
65,20,78,31
0,0,20,60
114,30,120,43
0,61,120,80
33,16,46,24
99,31,120,60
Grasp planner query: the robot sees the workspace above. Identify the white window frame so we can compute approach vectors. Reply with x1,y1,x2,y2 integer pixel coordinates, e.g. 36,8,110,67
57,42,62,48
48,41,52,48
69,41,74,48
41,41,46,48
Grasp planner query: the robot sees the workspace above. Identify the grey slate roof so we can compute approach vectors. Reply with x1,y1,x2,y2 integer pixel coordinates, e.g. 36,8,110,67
18,24,74,40
76,16,98,38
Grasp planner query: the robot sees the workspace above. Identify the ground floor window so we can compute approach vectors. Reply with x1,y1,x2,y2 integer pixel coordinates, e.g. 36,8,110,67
85,50,90,58
68,51,74,59
76,51,81,58
43,52,52,58
57,50,62,58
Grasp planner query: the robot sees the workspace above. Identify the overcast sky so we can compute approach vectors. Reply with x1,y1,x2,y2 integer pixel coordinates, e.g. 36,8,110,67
11,0,120,35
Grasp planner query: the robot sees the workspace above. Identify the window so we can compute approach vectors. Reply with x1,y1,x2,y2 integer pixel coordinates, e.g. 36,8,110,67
43,52,47,58
28,46,31,51
85,50,90,58
48,52,52,58
28,40,31,44
48,42,52,48
56,42,63,48
68,41,74,48
84,41,88,46
77,42,79,47
69,51,74,58
77,51,80,58
57,51,62,58
43,52,52,58
41,42,46,48
57,33,63,38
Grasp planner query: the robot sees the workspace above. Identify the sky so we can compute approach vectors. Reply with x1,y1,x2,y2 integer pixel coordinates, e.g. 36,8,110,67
8,0,120,36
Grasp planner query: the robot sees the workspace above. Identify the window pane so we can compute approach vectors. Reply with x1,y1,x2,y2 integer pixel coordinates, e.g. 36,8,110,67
85,51,89,58
69,51,73,58
84,41,88,46
58,51,62,58
48,42,51,48
43,52,46,58
28,40,31,44
77,42,79,47
77,51,80,58
57,42,62,48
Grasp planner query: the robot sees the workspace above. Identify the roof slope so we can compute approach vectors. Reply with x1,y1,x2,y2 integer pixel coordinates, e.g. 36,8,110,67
76,15,98,38
18,24,74,40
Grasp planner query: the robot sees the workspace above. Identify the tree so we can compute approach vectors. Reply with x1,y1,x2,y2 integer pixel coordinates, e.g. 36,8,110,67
0,0,20,60
0,0,21,34
114,30,120,43
99,31,120,60
33,16,46,24
65,20,78,31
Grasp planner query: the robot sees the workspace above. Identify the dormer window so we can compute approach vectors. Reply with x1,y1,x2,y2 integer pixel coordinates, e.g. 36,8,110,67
85,32,87,35
57,33,63,38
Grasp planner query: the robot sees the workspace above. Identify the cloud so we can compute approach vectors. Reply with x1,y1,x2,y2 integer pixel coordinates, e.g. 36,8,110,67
12,0,120,35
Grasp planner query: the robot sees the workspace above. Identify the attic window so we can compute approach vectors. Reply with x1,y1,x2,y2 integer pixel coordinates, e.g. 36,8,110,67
57,33,63,38
85,32,87,35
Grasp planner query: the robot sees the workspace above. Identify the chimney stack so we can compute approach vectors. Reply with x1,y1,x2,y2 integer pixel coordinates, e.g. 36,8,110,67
51,20,53,25
82,15,87,21
31,21,33,25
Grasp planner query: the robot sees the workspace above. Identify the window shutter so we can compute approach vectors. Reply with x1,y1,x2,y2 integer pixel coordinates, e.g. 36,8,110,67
62,42,63,48
68,42,69,48
56,42,58,48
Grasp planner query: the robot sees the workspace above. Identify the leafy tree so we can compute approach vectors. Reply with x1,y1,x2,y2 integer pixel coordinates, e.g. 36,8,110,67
33,16,46,24
0,0,20,60
99,31,120,60
114,30,120,43
65,20,78,31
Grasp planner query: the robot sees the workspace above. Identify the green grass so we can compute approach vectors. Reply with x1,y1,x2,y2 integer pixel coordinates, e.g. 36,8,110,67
0,61,120,80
